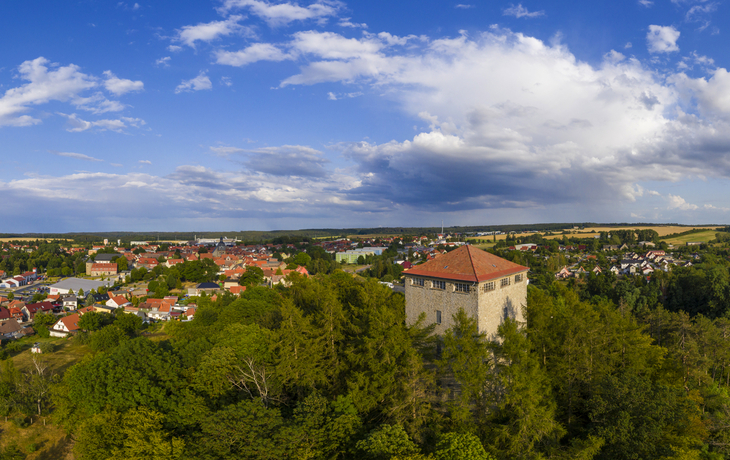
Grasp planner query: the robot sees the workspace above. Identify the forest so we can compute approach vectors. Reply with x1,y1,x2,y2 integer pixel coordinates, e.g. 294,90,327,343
0,260,718,459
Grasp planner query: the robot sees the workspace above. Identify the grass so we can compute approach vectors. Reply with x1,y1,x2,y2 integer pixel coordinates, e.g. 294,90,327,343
0,419,73,460
541,225,723,240
661,229,720,245
10,336,88,376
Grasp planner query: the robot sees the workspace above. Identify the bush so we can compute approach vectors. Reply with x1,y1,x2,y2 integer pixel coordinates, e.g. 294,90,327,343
5,342,21,354
75,331,91,345
38,342,55,353
11,416,29,428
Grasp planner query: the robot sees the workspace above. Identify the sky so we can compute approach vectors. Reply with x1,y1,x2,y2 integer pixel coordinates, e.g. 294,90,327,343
2,0,730,232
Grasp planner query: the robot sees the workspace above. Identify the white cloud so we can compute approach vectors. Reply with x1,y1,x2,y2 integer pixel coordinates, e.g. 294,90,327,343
0,57,96,127
455,4,475,9
219,0,341,27
156,56,171,67
338,17,367,28
175,72,213,93
668,194,698,210
168,45,183,52
503,4,545,18
638,0,653,6
102,70,144,95
175,15,249,48
59,113,145,133
215,43,294,66
48,150,103,162
221,76,233,86
139,160,152,164
647,25,680,53
327,91,362,100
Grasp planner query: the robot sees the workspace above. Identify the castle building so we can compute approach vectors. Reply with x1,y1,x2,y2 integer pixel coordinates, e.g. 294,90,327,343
403,245,528,338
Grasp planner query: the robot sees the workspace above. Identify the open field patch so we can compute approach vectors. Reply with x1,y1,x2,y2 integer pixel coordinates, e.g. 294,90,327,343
0,238,72,243
662,229,720,245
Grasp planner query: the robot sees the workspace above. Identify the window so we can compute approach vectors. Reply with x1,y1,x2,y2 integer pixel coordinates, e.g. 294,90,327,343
436,310,442,324
454,283,470,293
483,281,495,292
433,280,446,290
515,274,524,283
500,277,510,287
414,278,424,287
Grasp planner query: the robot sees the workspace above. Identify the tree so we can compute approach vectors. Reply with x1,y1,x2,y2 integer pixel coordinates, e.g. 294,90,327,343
239,266,265,287
438,308,492,430
292,252,312,266
355,424,420,459
434,432,495,460
115,256,128,271
78,312,102,332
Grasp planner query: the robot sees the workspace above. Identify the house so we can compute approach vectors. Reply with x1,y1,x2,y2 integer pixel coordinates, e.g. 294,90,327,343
555,267,572,280
106,295,131,309
88,263,118,277
63,295,78,311
403,245,528,339
22,302,54,322
0,319,23,340
50,313,82,337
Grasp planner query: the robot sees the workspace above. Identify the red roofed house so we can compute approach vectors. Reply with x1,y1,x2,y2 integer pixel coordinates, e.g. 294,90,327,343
89,263,118,277
106,295,131,309
50,313,82,337
403,245,528,339
22,302,55,322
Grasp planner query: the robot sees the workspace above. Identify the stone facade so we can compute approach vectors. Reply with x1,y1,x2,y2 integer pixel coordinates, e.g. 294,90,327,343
403,245,528,339
404,273,527,339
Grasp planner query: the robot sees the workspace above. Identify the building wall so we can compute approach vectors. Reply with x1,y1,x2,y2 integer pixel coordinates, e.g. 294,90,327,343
404,272,527,339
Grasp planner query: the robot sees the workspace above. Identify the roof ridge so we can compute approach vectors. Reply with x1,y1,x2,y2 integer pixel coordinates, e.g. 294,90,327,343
466,245,478,282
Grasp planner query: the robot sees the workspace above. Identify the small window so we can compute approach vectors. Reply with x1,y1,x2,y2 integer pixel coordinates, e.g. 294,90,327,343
436,310,442,324
433,280,445,290
454,283,470,293
414,278,424,287
501,277,510,287
515,274,523,283
483,281,495,292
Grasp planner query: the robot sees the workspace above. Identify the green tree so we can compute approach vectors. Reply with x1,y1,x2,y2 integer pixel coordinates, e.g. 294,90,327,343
355,424,420,460
439,308,492,430
434,432,495,460
239,266,265,287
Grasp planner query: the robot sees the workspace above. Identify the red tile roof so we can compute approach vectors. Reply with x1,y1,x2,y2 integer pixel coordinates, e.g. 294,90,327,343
404,245,528,282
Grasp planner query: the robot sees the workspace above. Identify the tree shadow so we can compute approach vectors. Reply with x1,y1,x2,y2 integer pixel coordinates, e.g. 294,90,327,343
35,434,73,460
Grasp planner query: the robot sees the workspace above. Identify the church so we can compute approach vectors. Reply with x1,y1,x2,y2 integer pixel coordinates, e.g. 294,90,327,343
403,245,528,338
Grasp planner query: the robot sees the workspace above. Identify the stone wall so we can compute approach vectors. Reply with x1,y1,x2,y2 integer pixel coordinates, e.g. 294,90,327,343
404,272,527,338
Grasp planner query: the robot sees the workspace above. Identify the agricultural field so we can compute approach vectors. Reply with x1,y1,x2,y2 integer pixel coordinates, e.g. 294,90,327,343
0,238,72,243
661,229,720,246
540,225,723,239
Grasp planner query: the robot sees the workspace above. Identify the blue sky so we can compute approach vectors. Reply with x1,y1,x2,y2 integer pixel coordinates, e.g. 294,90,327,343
2,0,730,232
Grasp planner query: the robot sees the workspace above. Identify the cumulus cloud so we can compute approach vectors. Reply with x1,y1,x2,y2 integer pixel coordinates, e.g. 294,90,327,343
647,25,680,53
0,57,144,127
48,150,103,162
219,0,341,27
102,71,144,95
503,4,545,18
156,56,171,67
237,27,730,215
175,72,213,93
175,15,250,48
0,57,96,127
668,194,698,210
215,43,294,66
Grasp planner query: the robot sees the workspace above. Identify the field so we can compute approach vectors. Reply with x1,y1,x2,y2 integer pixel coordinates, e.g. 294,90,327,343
0,238,72,243
661,229,720,245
